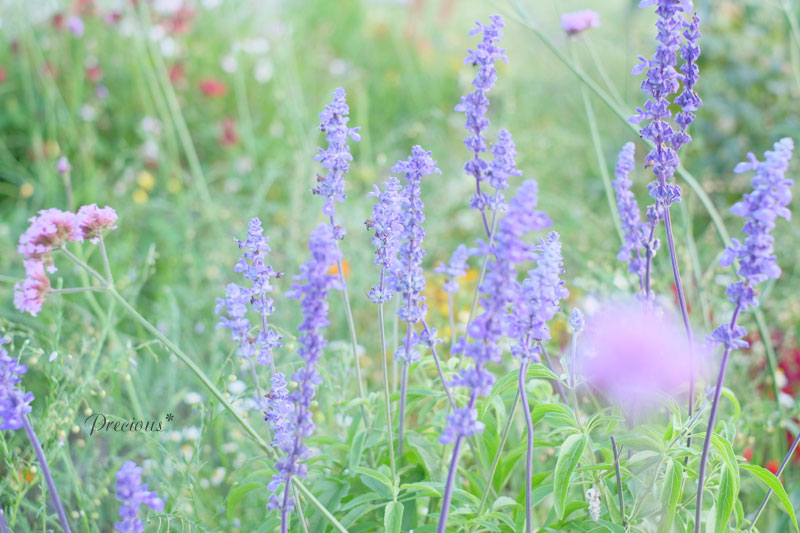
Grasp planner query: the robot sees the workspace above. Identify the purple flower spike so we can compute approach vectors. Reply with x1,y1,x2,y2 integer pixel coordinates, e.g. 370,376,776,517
509,231,569,352
445,179,551,442
0,336,34,431
486,129,522,211
392,146,442,361
455,15,508,217
270,223,342,525
265,372,292,449
719,138,794,291
696,138,793,532
313,87,361,219
114,461,164,533
631,0,697,207
673,14,702,151
366,177,405,303
216,218,282,366
436,244,473,294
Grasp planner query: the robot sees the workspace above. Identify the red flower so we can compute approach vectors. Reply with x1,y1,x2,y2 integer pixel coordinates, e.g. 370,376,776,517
52,12,65,30
169,63,185,84
765,459,780,476
86,65,103,83
199,78,227,98
220,117,238,147
0,68,6,84
742,447,753,462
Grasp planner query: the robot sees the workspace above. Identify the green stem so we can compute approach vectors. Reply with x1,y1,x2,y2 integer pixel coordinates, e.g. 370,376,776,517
476,388,520,517
572,44,624,245
293,479,349,533
377,270,398,480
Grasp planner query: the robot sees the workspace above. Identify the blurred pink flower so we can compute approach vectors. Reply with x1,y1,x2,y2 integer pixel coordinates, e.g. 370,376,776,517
579,300,694,409
199,78,227,97
13,261,50,316
18,208,82,268
561,10,599,36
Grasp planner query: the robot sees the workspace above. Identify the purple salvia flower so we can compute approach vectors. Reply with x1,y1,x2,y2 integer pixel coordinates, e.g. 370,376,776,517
114,461,164,533
269,223,342,528
392,146,442,363
673,14,702,151
509,231,569,356
630,0,691,207
265,372,292,449
486,128,522,211
720,138,794,292
696,138,793,532
216,218,281,366
455,15,508,219
366,177,405,303
436,244,473,294
438,180,551,533
443,180,551,444
612,142,647,272
0,336,34,431
313,87,361,220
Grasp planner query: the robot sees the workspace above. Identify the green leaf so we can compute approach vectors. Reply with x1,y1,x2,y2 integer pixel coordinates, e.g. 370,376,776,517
658,459,683,533
714,462,738,533
553,433,587,519
347,430,366,470
384,501,403,533
484,364,559,414
405,432,440,477
225,482,262,522
741,464,800,532
355,466,394,500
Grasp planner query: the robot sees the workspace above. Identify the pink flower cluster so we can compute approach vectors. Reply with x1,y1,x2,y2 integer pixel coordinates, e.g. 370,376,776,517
561,9,600,36
14,205,118,316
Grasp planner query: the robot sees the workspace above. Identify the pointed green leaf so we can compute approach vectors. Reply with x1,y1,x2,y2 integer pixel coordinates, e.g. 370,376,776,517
553,433,587,519
741,464,800,532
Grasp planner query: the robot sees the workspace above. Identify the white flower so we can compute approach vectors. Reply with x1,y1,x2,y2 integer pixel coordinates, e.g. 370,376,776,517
184,391,203,405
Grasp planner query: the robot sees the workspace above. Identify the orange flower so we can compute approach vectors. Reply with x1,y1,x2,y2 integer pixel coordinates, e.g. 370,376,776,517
327,260,349,278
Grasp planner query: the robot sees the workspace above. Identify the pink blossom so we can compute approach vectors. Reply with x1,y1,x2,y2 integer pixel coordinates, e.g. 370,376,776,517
13,261,51,316
76,204,118,243
57,156,71,174
579,300,695,410
561,10,600,36
17,208,82,268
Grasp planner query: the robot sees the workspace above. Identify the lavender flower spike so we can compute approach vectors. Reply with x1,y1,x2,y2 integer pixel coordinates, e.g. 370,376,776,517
115,461,165,533
392,146,441,455
1,336,71,532
456,15,508,230
612,143,649,287
509,232,567,533
313,87,361,219
269,223,343,533
215,218,282,367
366,177,405,304
438,180,551,533
695,138,794,532
436,244,473,295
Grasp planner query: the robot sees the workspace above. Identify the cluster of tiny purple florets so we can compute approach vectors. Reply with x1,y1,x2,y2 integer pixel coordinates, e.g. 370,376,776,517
508,231,569,360
215,218,282,366
366,177,405,303
435,244,473,294
455,15,508,214
391,146,441,363
631,0,701,207
114,461,164,533
710,138,795,350
268,223,342,513
442,180,551,444
14,205,118,316
0,336,34,432
313,87,361,220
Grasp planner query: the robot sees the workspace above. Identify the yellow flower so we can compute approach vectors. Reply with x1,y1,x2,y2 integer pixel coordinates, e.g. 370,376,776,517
132,188,148,204
20,183,34,198
136,170,156,191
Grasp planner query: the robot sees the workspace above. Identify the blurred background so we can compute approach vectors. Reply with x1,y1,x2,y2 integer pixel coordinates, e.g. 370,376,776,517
0,0,799,530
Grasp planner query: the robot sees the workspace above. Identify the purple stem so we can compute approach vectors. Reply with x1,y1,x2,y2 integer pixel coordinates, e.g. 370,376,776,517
662,206,695,426
643,222,656,300
519,359,534,533
540,344,568,404
695,302,742,533
22,415,71,533
437,423,467,533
